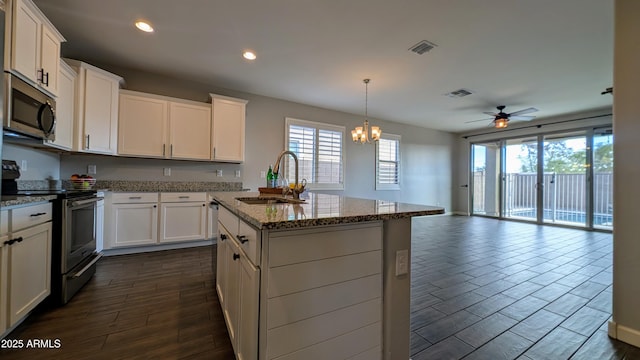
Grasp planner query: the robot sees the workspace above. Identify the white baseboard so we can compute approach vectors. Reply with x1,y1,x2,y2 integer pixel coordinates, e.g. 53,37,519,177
102,239,215,257
608,320,640,348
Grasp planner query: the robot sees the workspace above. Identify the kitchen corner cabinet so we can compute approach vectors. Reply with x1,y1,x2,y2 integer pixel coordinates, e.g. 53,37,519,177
65,59,123,155
7,0,64,96
106,193,158,249
159,193,207,243
210,94,248,163
118,90,211,160
0,202,52,334
45,59,76,150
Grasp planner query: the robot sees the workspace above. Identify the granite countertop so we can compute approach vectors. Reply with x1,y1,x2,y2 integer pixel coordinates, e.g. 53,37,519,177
0,195,57,208
212,191,445,230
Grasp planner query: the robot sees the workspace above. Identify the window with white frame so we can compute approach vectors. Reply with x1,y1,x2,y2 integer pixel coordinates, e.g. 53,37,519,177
376,134,401,190
285,117,345,190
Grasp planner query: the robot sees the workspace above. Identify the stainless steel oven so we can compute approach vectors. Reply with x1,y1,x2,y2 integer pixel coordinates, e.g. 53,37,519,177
58,194,103,304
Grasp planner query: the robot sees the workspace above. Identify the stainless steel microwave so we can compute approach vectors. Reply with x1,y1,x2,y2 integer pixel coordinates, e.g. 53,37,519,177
3,72,56,141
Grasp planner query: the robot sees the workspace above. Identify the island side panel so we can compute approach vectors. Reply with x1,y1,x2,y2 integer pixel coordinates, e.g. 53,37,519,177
383,217,412,360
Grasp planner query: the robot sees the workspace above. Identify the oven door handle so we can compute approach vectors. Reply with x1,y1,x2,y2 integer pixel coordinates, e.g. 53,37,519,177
69,197,104,207
72,253,103,278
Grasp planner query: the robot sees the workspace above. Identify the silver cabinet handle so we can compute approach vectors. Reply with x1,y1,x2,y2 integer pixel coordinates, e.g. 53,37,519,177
163,144,166,156
178,196,190,199
129,196,142,200
170,144,173,157
86,134,90,149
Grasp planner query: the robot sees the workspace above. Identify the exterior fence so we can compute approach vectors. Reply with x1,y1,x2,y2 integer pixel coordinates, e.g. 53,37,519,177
473,172,613,226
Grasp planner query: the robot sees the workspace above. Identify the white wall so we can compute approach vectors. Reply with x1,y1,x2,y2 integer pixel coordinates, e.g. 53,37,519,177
1,143,60,180
58,63,455,208
610,0,640,347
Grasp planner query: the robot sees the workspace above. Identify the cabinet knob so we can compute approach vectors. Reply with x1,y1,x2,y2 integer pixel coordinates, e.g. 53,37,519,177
153,205,157,208
237,235,249,244
233,253,240,261
220,234,227,241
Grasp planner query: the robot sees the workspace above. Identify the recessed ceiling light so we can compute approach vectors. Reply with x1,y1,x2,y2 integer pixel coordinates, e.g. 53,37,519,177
243,51,257,60
135,20,154,33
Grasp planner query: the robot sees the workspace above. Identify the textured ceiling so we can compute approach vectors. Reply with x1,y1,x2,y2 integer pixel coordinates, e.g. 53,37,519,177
34,0,613,133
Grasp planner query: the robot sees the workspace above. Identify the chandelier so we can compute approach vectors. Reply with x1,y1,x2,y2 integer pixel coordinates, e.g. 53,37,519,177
352,79,381,143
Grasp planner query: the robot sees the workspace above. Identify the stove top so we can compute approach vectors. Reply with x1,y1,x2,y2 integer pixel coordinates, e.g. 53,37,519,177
2,189,97,200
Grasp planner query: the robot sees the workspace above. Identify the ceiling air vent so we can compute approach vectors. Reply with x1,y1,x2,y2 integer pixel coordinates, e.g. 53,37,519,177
409,40,437,55
445,88,474,98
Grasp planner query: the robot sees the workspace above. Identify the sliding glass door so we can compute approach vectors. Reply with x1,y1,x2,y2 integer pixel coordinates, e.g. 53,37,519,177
470,128,613,230
471,142,500,217
542,132,587,226
504,137,538,221
593,128,613,229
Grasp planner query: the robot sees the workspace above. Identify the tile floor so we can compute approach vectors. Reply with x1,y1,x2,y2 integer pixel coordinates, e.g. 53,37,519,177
409,215,638,360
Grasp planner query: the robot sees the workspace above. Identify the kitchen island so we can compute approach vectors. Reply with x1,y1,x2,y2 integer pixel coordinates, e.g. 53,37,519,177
212,191,444,360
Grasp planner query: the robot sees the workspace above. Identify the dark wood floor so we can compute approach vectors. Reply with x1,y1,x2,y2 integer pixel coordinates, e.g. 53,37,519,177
1,215,639,359
410,216,638,360
0,245,234,360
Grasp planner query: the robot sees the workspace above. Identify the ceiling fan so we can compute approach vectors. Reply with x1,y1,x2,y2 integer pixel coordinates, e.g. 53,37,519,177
466,105,538,128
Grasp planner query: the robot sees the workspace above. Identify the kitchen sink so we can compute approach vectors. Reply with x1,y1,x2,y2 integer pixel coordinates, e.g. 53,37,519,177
236,196,306,205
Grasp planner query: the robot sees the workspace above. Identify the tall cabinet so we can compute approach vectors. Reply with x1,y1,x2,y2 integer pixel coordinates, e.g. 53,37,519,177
45,59,76,150
65,59,123,155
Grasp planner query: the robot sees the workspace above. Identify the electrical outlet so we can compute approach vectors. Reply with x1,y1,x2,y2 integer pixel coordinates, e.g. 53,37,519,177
163,168,171,176
216,169,223,177
20,160,27,171
395,249,408,276
260,171,266,179
235,170,241,178
87,165,97,174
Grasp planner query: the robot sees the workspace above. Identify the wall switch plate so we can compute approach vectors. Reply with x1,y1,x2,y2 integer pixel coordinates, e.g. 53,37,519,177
235,170,241,178
216,169,223,177
395,249,409,276
20,160,27,171
260,171,266,179
87,165,97,174
163,168,171,176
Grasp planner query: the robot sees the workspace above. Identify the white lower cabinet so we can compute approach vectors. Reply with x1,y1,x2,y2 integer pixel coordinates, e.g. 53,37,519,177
8,222,52,326
0,233,8,336
107,193,159,248
104,192,211,251
0,203,52,336
159,193,206,243
217,207,260,360
215,204,383,360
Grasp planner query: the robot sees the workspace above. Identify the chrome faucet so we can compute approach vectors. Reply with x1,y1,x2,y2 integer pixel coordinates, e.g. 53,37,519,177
272,150,300,199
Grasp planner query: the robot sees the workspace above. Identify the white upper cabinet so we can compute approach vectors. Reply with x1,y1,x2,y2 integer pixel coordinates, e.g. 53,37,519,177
45,59,75,150
169,101,211,160
118,91,168,158
118,90,211,161
8,0,64,96
65,59,123,155
210,94,248,163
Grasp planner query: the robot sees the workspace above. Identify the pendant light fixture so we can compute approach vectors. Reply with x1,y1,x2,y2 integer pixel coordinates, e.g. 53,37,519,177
352,79,381,143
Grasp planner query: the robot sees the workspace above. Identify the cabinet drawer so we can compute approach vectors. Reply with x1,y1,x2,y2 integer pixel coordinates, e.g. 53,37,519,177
1,210,8,236
218,206,239,235
218,206,261,265
160,192,206,203
11,203,52,231
237,219,261,265
112,192,158,203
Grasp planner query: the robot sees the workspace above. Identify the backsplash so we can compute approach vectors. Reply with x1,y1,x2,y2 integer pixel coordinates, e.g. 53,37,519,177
15,180,244,192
